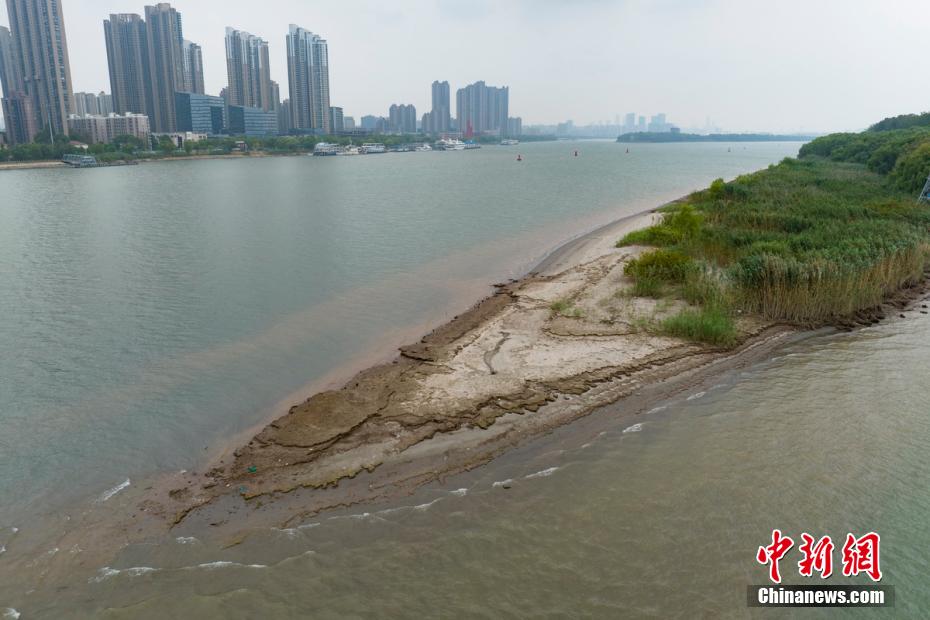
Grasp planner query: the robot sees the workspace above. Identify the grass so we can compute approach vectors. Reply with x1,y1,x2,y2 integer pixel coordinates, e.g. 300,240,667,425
662,306,737,346
613,116,930,342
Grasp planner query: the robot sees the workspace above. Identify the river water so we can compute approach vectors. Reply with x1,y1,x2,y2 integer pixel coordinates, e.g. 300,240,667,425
7,141,923,617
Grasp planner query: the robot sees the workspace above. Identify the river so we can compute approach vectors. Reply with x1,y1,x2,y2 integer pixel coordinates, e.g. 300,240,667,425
8,140,918,618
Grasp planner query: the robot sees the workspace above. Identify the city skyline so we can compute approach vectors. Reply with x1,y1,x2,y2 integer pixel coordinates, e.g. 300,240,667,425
2,0,928,133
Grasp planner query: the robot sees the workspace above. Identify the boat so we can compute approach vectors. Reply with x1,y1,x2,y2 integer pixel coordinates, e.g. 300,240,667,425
463,141,481,150
313,142,339,156
360,143,386,154
500,139,519,146
414,143,432,152
436,138,466,151
339,145,361,156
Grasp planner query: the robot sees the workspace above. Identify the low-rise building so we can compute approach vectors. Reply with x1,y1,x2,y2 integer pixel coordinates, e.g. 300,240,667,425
228,105,278,137
66,113,150,144
175,92,226,135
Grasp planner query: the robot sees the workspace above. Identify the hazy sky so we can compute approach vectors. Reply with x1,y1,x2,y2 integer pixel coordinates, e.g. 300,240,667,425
3,0,928,132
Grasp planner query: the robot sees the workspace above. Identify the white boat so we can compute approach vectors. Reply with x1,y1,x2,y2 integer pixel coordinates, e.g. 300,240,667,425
436,138,466,151
414,143,432,152
339,145,361,156
313,142,339,156
500,139,519,146
463,141,481,150
360,143,386,154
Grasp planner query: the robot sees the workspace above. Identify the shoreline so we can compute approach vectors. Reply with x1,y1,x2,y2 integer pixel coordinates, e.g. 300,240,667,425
158,204,793,527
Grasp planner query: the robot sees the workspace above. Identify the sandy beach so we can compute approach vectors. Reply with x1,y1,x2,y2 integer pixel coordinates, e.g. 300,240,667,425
154,205,800,529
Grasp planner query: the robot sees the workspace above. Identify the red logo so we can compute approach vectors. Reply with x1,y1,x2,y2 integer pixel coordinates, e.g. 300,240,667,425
758,530,882,583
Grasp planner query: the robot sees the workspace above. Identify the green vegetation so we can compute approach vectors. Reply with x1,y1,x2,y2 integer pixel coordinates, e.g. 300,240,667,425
617,116,930,345
662,306,736,346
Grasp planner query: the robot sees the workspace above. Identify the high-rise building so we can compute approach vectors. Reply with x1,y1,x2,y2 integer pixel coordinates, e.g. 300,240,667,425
67,112,150,144
429,80,450,134
97,91,113,115
278,98,291,134
1,92,36,143
183,40,204,94
388,103,416,134
329,106,343,133
286,24,330,133
225,28,273,111
343,116,355,130
73,92,98,116
106,4,200,133
455,81,509,137
104,13,151,116
0,25,22,101
144,3,186,132
3,0,76,142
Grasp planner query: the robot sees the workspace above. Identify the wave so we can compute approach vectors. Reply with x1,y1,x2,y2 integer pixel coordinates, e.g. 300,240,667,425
622,423,643,433
646,405,667,414
525,467,559,479
91,566,158,583
449,488,468,497
175,536,198,545
96,479,131,503
492,479,513,488
686,391,706,401
3,609,20,619
189,561,268,570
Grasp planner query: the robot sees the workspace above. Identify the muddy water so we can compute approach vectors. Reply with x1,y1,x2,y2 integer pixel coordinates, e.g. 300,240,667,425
0,141,848,617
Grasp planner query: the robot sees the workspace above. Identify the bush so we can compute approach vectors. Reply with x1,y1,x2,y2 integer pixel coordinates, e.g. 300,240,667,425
624,249,694,283
631,275,663,298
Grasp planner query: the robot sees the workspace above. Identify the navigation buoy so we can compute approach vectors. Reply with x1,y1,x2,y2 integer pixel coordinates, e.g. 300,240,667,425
626,148,629,154
574,150,579,157
517,154,523,162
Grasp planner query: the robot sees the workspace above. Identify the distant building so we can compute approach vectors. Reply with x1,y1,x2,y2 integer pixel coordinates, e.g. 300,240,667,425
175,92,226,135
637,115,647,132
506,117,522,137
360,115,387,132
67,112,150,144
73,92,114,117
278,98,291,134
286,24,331,133
104,13,151,116
183,40,205,95
329,106,343,133
1,93,37,144
228,104,278,136
343,115,355,130
144,3,188,132
428,80,450,134
648,113,670,132
3,0,76,141
388,103,416,133
456,81,509,137
97,92,114,115
225,28,273,112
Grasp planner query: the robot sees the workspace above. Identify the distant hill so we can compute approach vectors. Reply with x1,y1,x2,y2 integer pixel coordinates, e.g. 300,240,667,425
616,132,816,143
868,112,930,132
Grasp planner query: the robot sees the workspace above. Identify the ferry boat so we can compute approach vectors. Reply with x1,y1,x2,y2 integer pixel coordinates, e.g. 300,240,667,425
312,142,339,156
339,145,361,156
500,139,520,146
463,141,481,150
414,143,433,152
436,138,466,151
360,143,386,154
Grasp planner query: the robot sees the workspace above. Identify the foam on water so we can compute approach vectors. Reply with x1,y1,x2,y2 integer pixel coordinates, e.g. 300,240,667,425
449,488,468,497
91,566,158,583
686,392,706,401
492,479,513,488
622,423,643,433
3,609,19,619
175,537,198,545
96,479,131,503
413,498,442,511
525,467,559,479
191,561,267,571
646,405,667,415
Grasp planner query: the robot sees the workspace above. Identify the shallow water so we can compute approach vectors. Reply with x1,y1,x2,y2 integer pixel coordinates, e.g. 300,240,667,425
0,140,869,616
